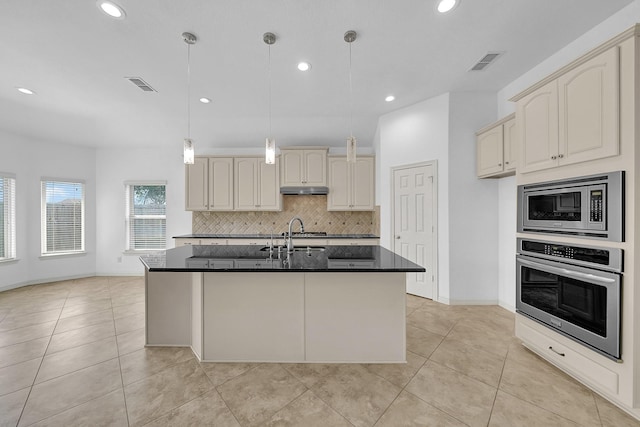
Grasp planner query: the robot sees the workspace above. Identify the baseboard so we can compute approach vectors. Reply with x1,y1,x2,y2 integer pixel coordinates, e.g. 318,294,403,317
448,299,499,306
0,273,96,292
498,301,516,313
95,272,144,277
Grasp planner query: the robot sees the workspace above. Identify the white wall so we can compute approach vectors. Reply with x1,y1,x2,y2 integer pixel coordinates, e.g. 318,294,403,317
497,176,517,311
448,92,498,304
95,147,192,276
0,131,97,290
377,93,451,300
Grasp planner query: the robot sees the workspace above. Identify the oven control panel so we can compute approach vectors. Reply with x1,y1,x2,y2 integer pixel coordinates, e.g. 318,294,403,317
517,238,623,272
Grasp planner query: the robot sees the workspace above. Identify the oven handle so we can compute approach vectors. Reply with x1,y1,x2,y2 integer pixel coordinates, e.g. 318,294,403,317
518,257,616,284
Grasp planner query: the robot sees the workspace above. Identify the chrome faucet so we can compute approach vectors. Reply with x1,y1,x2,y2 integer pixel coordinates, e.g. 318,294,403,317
286,216,304,253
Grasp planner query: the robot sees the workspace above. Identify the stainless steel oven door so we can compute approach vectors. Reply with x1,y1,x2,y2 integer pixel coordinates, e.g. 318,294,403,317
516,254,621,360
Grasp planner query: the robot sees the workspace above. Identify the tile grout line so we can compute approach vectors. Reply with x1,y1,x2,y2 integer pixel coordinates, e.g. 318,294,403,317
111,282,132,427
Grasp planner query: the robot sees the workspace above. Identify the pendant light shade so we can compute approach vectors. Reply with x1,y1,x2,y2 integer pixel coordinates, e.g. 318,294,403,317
264,32,276,165
344,30,357,163
182,32,197,165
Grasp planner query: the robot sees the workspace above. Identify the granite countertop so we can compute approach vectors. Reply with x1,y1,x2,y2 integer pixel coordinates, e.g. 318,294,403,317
141,245,424,273
173,234,380,239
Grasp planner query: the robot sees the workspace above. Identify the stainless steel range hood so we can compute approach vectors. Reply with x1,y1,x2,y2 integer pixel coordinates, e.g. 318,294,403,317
280,186,329,195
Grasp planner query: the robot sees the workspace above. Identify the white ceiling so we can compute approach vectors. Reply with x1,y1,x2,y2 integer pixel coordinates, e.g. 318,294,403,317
0,0,634,151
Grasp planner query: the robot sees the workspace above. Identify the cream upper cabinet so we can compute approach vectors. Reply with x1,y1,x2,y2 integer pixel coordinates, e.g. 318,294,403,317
476,115,516,178
234,157,281,211
280,148,328,186
517,47,619,173
327,156,374,211
185,157,233,211
185,157,209,210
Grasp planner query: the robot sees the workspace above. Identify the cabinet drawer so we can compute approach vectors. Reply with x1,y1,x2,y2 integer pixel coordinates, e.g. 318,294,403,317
517,317,619,395
175,238,201,247
200,239,227,246
327,239,377,246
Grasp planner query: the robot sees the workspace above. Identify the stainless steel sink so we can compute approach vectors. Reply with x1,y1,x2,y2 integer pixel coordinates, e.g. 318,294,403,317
259,246,325,253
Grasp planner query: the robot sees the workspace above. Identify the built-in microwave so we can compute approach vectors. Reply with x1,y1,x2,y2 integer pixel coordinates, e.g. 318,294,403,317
517,171,624,242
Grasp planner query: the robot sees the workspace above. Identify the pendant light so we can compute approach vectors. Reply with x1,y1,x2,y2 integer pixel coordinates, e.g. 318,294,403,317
344,30,357,163
264,32,276,165
182,32,197,165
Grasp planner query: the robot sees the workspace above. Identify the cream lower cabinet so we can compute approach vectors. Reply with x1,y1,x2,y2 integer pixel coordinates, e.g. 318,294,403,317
280,148,328,186
185,157,234,211
476,114,516,178
327,156,374,211
516,46,619,173
234,157,281,211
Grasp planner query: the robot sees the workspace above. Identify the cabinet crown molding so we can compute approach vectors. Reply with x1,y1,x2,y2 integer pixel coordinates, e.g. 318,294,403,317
475,113,516,136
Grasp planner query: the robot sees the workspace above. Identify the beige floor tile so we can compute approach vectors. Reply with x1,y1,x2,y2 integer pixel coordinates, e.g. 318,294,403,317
54,309,114,334
112,301,145,320
200,362,259,387
218,364,307,427
19,358,122,426
114,312,145,335
594,394,640,427
28,389,128,427
124,358,212,427
116,327,145,356
144,389,240,427
405,360,496,427
505,339,546,367
0,337,49,369
429,337,505,387
0,308,61,332
489,390,580,427
446,322,511,359
406,307,460,336
111,294,145,308
120,346,195,385
0,388,30,426
265,389,352,427
47,320,115,355
3,299,67,317
280,363,344,389
365,351,427,388
499,358,600,427
0,358,41,396
375,390,467,427
36,336,118,383
406,325,444,358
0,321,56,348
60,299,112,319
311,364,401,427
63,291,111,306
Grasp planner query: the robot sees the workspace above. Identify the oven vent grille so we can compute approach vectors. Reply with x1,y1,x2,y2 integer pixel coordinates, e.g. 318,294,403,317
470,52,503,71
125,77,157,92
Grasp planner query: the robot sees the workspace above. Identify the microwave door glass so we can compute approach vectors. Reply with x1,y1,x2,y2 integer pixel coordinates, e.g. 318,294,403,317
528,191,582,221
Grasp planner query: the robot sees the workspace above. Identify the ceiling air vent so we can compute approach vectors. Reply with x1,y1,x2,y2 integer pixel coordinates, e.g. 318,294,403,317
125,77,157,92
470,52,504,71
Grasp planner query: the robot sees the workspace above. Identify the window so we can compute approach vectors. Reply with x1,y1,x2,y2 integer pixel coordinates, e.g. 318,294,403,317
0,173,16,260
41,179,85,255
125,183,166,251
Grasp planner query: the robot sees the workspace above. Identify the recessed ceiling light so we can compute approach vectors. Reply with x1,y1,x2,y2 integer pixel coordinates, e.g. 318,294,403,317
297,62,311,71
199,97,211,104
437,0,459,13
97,1,126,19
385,95,395,102
16,87,35,95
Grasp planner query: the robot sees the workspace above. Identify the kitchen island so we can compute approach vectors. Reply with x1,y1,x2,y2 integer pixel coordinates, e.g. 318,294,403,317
141,245,424,363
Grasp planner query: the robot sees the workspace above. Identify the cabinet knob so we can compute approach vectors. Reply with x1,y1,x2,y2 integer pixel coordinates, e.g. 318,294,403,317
551,155,557,160
505,161,509,165
558,154,564,159
498,163,502,166
396,236,401,239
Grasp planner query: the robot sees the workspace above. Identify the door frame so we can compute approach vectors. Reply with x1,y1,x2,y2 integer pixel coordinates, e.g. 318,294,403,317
390,160,439,300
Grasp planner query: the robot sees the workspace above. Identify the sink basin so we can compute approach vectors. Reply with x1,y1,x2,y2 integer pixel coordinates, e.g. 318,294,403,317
259,246,325,253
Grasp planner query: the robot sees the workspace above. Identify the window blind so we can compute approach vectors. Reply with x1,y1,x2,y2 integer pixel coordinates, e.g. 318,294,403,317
125,183,166,250
41,180,85,254
0,174,16,260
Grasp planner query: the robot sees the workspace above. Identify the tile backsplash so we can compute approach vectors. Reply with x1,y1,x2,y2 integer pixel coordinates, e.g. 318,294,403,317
193,195,380,235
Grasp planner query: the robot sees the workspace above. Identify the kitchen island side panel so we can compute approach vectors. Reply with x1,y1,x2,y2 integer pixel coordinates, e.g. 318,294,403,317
304,272,406,362
145,270,192,346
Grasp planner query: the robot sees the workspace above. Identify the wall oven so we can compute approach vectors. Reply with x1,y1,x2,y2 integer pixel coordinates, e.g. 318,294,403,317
516,238,623,360
517,171,624,241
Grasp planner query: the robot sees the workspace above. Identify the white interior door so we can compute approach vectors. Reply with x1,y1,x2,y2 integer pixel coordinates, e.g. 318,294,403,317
392,163,436,299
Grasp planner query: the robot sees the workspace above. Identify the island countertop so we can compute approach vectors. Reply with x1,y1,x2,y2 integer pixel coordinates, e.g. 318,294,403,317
140,245,424,273
173,233,380,239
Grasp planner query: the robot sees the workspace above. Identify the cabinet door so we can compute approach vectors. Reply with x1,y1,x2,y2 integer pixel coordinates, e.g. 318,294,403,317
351,157,374,210
503,118,517,172
209,158,234,210
558,47,619,166
304,150,327,186
327,157,350,210
185,157,208,210
258,159,281,210
518,80,559,173
280,151,303,186
476,125,504,177
234,158,258,210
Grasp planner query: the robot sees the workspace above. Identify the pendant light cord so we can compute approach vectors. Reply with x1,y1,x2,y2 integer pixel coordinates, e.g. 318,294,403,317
268,43,272,138
187,43,192,140
348,40,353,138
